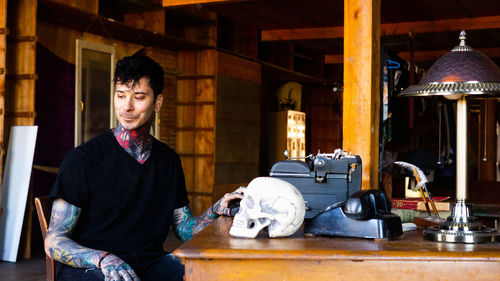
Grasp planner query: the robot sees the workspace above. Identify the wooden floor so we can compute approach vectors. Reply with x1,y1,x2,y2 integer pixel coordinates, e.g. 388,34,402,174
0,229,183,281
0,253,45,281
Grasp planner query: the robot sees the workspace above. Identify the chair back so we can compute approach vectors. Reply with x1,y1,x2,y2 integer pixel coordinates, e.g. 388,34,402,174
34,196,56,281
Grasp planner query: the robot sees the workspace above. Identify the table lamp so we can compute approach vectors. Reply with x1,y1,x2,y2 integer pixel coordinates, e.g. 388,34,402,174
399,31,500,243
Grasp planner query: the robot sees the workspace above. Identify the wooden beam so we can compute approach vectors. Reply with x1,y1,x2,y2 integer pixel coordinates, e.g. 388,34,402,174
324,54,343,64
163,0,250,7
325,47,500,64
263,26,343,41
343,0,380,189
262,15,500,41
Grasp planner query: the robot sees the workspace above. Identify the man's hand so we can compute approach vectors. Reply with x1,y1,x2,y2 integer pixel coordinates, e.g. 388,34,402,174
100,253,139,281
173,186,246,242
211,186,246,216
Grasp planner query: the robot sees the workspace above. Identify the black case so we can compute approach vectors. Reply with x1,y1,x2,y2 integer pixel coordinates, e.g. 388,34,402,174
269,155,362,219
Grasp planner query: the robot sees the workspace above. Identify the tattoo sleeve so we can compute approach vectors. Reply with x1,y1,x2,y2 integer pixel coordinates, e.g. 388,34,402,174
44,199,106,268
172,205,218,242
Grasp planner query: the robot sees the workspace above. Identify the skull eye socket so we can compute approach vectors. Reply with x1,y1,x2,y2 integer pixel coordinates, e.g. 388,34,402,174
258,218,268,225
248,221,256,229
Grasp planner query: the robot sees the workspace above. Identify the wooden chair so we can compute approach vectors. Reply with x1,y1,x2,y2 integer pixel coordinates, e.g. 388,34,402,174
34,196,56,281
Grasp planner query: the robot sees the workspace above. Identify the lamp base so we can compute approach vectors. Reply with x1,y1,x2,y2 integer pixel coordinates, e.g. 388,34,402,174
423,199,500,243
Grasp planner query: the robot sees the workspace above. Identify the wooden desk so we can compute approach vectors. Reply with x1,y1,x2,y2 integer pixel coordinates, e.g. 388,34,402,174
174,217,500,281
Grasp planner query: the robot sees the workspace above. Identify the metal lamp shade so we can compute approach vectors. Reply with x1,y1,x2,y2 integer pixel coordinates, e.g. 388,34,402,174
399,31,500,99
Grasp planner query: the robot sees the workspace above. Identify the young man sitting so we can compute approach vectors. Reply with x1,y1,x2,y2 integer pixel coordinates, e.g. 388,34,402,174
45,55,243,281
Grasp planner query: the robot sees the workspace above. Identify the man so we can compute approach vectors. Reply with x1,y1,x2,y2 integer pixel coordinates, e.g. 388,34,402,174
45,55,243,281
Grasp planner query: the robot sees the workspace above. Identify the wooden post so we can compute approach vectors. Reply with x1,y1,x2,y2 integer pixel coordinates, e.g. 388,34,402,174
5,0,37,259
0,0,6,215
343,0,380,189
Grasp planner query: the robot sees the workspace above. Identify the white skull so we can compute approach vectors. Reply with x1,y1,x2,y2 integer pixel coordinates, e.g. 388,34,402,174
230,177,305,238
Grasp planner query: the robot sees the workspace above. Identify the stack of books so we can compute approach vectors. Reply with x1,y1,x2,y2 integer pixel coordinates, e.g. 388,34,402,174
390,196,452,223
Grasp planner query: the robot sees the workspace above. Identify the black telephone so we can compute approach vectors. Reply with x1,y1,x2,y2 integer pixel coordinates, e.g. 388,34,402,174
304,190,403,240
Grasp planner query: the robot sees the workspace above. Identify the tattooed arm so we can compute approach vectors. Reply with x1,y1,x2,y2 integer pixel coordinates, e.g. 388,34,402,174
45,199,139,281
173,187,245,242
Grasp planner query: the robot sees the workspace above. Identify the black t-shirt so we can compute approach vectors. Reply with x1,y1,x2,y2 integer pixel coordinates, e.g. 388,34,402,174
50,130,189,267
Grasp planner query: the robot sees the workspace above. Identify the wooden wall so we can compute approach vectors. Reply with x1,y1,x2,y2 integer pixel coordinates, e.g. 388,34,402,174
125,7,218,47
176,49,217,215
5,0,37,133
176,50,261,215
303,86,343,153
38,22,144,64
214,52,261,197
124,10,167,35
144,47,178,148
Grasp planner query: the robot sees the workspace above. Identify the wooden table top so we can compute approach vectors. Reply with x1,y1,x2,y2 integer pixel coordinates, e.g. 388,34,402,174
174,217,500,262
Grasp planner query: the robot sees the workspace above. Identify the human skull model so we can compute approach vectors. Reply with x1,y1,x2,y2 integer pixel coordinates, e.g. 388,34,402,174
230,177,305,238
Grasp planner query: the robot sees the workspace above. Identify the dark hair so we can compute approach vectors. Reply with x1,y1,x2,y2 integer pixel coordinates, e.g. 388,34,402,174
114,55,164,97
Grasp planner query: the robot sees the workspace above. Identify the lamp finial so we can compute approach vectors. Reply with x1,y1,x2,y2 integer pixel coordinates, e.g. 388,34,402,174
452,30,473,52
459,30,467,46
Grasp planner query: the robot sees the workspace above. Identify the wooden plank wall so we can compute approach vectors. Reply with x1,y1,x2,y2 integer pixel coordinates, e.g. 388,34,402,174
303,86,342,153
214,52,261,198
177,50,261,214
0,0,6,210
144,47,178,148
124,10,167,35
177,49,217,215
5,0,37,132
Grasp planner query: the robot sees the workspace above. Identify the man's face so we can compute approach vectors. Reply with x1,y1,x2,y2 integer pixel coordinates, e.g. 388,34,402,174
114,77,163,130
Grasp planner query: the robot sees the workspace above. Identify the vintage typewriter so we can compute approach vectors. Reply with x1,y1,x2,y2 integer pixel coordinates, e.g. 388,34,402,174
269,150,402,240
269,149,362,219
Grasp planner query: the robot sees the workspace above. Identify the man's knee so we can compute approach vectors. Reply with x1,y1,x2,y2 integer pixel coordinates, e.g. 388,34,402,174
141,253,184,281
57,264,105,281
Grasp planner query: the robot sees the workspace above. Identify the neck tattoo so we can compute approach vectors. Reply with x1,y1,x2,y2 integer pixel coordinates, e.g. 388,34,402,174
113,123,153,164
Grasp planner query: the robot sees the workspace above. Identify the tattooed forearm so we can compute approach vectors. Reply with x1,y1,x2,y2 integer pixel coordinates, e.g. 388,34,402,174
45,199,140,280
44,199,105,268
173,205,218,242
173,187,245,242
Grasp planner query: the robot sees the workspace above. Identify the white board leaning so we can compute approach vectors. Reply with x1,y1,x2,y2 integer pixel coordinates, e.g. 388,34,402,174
0,126,38,262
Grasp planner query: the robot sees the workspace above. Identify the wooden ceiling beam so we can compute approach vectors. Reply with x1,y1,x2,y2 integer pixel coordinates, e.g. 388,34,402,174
324,47,500,64
163,0,251,7
324,54,343,64
262,15,500,41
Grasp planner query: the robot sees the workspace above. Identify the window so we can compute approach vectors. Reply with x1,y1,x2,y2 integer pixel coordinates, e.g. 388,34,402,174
75,39,116,146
